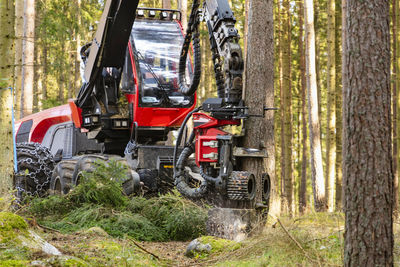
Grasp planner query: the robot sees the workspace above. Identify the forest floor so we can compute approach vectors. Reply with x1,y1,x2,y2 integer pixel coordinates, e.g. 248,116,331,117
3,211,400,266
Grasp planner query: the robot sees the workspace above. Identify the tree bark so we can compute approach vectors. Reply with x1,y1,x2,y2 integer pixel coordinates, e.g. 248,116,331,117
335,0,343,211
281,0,293,215
304,0,326,211
298,0,308,214
244,0,279,215
0,0,15,195
14,0,24,119
162,0,171,9
20,0,35,117
325,0,336,212
392,0,399,218
178,0,187,31
343,0,393,265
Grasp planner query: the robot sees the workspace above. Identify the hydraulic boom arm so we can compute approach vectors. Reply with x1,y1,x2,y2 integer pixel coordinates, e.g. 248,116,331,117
76,0,139,114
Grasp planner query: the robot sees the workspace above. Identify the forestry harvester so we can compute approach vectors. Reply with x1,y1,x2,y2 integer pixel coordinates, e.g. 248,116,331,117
14,0,271,215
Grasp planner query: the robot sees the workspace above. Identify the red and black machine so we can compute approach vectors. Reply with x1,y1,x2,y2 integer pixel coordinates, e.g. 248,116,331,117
14,0,271,209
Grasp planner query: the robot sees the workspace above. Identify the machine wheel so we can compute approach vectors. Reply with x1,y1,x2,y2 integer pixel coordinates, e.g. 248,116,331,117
14,142,55,199
72,154,108,186
49,158,80,195
72,154,140,196
226,171,256,201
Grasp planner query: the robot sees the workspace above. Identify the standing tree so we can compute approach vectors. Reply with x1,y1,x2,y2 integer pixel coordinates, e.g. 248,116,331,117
162,0,171,9
244,0,279,215
392,0,399,217
178,0,188,31
298,0,308,214
343,0,393,265
14,0,24,119
304,0,326,211
325,0,336,212
20,0,35,117
0,0,15,195
281,0,293,215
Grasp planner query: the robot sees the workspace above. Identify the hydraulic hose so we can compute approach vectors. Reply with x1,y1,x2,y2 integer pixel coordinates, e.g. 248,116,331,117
199,165,220,184
173,107,207,198
178,0,201,96
175,143,207,198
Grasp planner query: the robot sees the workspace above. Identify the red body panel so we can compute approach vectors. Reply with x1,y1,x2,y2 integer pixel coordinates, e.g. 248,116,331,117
193,113,240,165
15,104,73,143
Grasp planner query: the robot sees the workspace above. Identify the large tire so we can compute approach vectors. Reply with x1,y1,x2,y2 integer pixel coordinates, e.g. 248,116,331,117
14,143,55,199
72,154,140,196
49,158,80,195
72,154,109,186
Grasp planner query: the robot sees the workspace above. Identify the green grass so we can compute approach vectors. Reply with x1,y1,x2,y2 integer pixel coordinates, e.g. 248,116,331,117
209,212,345,266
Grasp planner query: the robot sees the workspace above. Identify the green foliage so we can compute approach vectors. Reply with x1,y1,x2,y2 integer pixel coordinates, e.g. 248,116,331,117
69,160,130,208
29,160,207,241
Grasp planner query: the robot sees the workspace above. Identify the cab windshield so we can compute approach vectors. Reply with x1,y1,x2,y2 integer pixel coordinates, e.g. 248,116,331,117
131,19,194,107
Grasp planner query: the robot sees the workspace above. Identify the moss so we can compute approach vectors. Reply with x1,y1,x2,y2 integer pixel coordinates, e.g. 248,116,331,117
46,256,89,267
0,212,28,243
200,236,241,252
0,260,30,267
193,236,241,259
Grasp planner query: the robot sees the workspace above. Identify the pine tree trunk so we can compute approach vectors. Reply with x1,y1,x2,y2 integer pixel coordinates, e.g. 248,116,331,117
298,0,308,214
277,0,285,211
74,0,82,98
162,0,171,9
335,0,343,211
392,0,398,217
0,0,15,195
314,0,322,127
244,0,279,215
343,0,393,265
396,0,400,219
20,0,35,117
281,0,293,215
58,39,65,103
14,0,24,119
325,0,336,212
304,0,326,212
178,0,188,31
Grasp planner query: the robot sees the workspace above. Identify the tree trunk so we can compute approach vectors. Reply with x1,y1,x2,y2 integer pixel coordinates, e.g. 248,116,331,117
162,0,171,9
281,0,293,215
14,0,24,119
20,0,35,117
304,0,326,212
393,1,400,220
335,0,343,211
58,39,65,103
343,0,393,265
74,0,82,98
314,0,322,128
277,0,285,211
0,0,15,196
298,0,308,214
325,0,336,212
392,0,399,218
178,0,188,31
244,0,279,215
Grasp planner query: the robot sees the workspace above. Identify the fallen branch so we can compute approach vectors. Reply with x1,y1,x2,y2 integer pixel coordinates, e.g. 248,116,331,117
127,237,160,260
37,223,62,233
